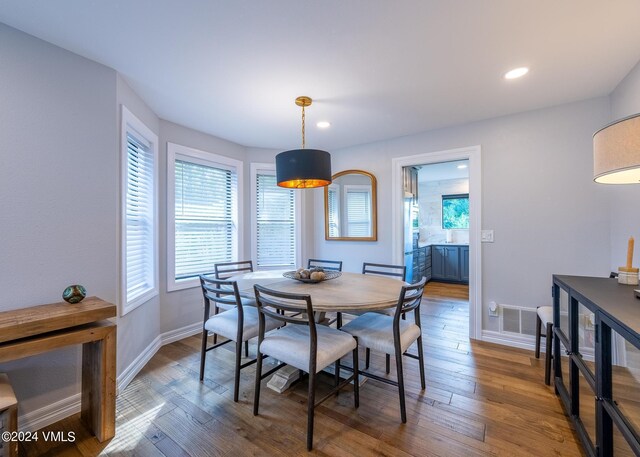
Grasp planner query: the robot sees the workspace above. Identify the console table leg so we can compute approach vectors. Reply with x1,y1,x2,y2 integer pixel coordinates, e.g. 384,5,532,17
80,326,116,442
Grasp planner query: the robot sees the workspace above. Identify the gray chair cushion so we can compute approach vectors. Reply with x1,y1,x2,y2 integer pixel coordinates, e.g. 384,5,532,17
204,305,279,342
537,306,553,326
259,325,357,373
340,312,421,354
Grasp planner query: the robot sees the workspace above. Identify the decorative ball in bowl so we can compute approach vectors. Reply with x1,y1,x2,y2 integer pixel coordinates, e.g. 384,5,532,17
283,267,341,283
63,285,87,304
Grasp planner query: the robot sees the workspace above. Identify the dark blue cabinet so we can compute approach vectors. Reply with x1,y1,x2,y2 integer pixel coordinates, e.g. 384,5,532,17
430,245,468,284
461,246,469,282
408,246,432,283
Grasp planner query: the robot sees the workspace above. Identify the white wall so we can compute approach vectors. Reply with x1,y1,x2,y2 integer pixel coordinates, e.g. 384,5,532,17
609,59,640,272
315,97,612,331
0,24,117,413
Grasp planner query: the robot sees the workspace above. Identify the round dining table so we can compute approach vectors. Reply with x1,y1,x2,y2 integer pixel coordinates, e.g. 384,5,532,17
229,270,407,313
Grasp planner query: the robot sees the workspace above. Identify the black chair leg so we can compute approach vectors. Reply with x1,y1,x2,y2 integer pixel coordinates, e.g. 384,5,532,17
365,348,370,369
386,354,391,374
337,312,343,329
353,347,359,408
334,359,340,390
307,371,317,451
253,351,263,415
535,314,542,359
245,340,249,358
417,336,426,390
395,345,407,423
544,322,553,386
233,340,242,402
199,329,207,381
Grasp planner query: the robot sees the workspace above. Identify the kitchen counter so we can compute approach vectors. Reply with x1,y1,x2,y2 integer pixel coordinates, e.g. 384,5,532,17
417,242,468,248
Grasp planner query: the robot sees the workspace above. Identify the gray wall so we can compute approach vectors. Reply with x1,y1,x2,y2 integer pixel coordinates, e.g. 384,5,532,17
609,60,640,272
158,120,247,334
0,24,117,414
115,74,162,375
314,97,613,330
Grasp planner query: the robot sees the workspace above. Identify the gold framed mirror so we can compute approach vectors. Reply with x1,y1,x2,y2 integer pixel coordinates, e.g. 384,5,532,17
324,170,377,241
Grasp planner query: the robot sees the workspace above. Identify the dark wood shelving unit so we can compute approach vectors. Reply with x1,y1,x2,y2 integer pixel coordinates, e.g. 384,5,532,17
553,275,640,456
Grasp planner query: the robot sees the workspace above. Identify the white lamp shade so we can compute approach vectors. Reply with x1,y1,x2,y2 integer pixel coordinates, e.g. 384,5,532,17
594,113,640,184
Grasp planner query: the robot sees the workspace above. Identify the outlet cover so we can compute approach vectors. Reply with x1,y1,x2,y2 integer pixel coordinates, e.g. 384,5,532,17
481,230,494,242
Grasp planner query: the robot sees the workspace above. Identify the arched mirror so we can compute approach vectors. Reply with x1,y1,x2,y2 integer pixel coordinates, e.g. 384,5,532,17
324,170,377,241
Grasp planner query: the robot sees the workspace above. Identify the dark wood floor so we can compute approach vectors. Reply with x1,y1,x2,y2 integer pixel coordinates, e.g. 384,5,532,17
22,282,584,456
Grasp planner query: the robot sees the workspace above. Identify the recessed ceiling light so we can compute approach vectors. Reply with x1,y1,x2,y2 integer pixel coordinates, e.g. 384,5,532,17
504,67,529,80
457,164,467,169
316,121,331,129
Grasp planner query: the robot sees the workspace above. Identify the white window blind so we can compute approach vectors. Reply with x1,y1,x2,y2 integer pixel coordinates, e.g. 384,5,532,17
328,186,340,237
255,173,296,267
125,132,155,304
174,159,237,279
346,189,371,237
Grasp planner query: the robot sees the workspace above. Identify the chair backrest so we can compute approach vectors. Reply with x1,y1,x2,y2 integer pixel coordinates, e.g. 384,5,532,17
199,275,244,328
215,260,254,279
253,285,319,371
307,259,343,271
362,262,407,281
393,276,427,323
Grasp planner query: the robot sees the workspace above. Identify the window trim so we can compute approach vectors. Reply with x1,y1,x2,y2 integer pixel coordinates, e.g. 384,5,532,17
441,193,470,230
250,163,302,270
167,142,244,291
120,105,159,316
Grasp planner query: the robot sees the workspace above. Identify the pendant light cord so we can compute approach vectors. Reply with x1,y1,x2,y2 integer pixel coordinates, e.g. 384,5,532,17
301,105,306,149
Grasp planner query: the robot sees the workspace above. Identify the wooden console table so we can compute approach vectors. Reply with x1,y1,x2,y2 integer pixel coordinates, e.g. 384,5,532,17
0,297,116,442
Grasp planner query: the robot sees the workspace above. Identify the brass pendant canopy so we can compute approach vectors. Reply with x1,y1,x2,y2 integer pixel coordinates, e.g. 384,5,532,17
276,96,332,188
594,113,640,184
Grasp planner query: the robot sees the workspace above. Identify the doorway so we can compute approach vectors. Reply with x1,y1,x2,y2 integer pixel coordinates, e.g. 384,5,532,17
391,146,482,340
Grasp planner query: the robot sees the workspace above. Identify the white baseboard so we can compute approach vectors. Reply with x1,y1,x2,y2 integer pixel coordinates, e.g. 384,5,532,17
117,321,201,393
19,393,81,433
116,335,162,394
19,321,201,433
481,330,536,351
161,321,201,345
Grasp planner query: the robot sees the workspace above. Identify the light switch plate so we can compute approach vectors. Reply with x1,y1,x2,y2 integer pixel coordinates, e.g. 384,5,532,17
481,230,494,242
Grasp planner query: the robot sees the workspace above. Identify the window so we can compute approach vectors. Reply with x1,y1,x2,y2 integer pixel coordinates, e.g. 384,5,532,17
167,143,243,291
251,164,300,269
327,184,340,237
344,185,371,237
442,193,469,229
121,106,158,315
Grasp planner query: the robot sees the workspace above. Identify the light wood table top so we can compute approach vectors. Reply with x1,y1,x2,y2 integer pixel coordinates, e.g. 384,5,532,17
229,270,406,312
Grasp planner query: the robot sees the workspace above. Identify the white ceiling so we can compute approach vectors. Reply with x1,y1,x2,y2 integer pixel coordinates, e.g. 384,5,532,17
417,160,469,183
1,1,640,151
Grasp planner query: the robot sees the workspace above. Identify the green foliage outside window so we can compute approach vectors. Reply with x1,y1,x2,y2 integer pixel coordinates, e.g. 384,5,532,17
442,194,469,229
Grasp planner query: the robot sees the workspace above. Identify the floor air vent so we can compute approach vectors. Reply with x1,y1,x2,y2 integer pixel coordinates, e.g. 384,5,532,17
500,305,537,336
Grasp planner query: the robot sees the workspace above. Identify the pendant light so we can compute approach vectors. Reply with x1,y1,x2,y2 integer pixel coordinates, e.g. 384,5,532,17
276,96,332,188
593,113,640,184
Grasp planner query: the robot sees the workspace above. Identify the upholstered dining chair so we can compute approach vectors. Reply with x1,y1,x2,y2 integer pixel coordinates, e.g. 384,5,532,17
214,260,254,279
211,261,256,355
360,261,409,372
199,275,279,402
535,305,553,385
340,277,427,423
253,284,359,451
362,262,407,281
307,258,343,271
